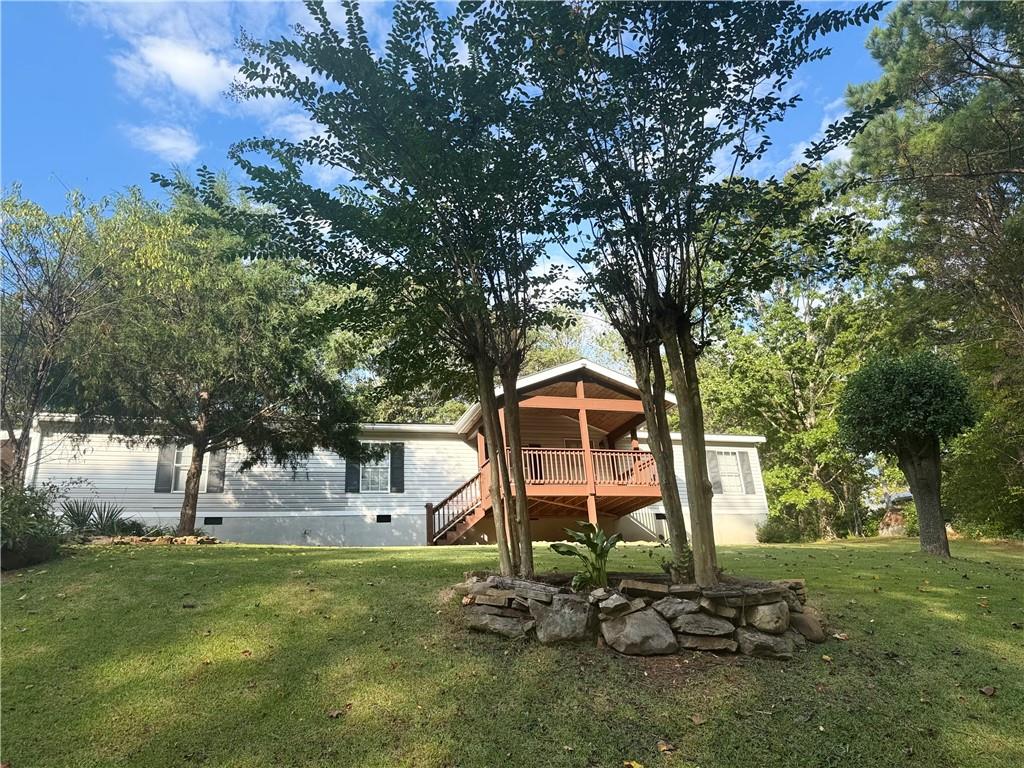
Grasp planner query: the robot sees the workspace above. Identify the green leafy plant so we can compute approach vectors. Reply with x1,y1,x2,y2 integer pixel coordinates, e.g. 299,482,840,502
59,499,96,533
549,523,622,591
90,502,130,536
1,481,63,569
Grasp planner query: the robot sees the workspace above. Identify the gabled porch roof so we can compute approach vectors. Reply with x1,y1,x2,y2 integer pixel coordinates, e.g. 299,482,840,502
452,358,675,437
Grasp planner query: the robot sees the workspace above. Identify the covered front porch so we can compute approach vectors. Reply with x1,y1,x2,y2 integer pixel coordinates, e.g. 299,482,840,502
426,361,672,545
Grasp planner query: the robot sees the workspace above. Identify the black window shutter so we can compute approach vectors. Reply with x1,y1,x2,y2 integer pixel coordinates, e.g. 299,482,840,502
154,444,175,493
738,452,756,495
345,454,361,493
390,442,405,493
706,450,723,495
206,449,227,493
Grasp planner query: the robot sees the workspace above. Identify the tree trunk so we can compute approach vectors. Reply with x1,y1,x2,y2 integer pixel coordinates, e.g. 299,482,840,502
500,369,534,578
628,342,694,581
898,440,950,558
662,327,719,587
475,360,514,576
177,441,207,535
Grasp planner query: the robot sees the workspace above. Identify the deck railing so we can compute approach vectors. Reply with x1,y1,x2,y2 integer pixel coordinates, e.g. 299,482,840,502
504,447,658,486
513,447,588,485
592,449,659,486
428,464,484,542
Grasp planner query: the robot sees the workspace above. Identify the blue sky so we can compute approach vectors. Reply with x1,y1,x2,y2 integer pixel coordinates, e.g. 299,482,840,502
2,1,884,213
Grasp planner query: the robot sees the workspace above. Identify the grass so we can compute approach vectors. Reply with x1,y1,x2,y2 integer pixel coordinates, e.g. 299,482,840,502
1,538,1022,768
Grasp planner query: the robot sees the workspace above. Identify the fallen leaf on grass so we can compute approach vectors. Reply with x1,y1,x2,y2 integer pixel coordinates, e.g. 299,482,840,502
657,739,676,755
623,761,644,768
690,714,706,726
832,633,849,641
821,655,833,663
240,649,252,657
979,686,997,698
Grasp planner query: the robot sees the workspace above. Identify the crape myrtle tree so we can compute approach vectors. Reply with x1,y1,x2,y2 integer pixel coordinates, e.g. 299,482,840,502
74,182,366,535
232,0,569,577
524,1,885,585
838,350,975,557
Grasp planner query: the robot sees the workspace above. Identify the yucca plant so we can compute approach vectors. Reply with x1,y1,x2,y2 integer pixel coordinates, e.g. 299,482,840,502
59,499,96,534
91,502,129,535
550,523,622,591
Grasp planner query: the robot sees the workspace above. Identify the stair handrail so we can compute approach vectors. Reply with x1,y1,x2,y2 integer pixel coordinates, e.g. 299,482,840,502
428,462,486,542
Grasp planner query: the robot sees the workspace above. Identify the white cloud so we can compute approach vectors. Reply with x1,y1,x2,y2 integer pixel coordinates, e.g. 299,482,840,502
122,124,201,163
267,112,321,143
113,36,237,107
783,95,853,172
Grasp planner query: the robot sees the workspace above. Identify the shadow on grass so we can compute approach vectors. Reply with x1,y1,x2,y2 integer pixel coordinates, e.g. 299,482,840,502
1,539,1021,767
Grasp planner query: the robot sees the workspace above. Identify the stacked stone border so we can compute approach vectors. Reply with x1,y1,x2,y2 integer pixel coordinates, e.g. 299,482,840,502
455,574,825,659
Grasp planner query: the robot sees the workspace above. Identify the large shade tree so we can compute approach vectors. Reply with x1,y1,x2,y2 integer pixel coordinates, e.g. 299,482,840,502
838,350,975,557
232,0,569,577
524,1,885,585
0,189,114,483
73,184,366,535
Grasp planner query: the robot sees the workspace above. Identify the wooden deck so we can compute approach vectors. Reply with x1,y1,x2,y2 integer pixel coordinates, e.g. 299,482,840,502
427,448,661,544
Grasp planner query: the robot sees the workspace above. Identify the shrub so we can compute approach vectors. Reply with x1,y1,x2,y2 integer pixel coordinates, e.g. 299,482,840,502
90,502,130,535
550,523,622,590
756,515,803,543
58,499,139,536
1,482,63,570
59,499,96,533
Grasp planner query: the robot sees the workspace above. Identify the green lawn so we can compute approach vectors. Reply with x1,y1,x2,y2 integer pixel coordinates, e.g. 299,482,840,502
2,538,1021,768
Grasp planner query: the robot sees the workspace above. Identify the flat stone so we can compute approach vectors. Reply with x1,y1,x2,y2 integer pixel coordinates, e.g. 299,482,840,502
600,608,678,656
471,604,527,619
720,588,786,607
465,611,526,639
618,579,671,598
598,593,632,616
671,612,736,636
789,608,825,643
599,597,648,621
651,596,700,621
529,594,596,644
668,583,702,599
474,591,515,607
676,633,739,653
745,601,790,634
699,597,738,619
516,587,555,603
735,626,794,659
588,587,612,604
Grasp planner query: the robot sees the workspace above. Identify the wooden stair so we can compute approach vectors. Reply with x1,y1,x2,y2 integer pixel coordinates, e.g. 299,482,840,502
433,502,488,545
427,469,489,545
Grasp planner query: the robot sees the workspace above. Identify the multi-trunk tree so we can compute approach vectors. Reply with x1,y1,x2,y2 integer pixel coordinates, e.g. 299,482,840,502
233,0,569,577
524,1,885,585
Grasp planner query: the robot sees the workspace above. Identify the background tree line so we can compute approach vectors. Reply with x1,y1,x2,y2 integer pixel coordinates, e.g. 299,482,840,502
3,1,1020,571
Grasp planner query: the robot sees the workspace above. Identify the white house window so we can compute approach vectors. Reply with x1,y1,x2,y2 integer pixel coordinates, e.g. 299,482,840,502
172,446,208,493
360,446,390,493
714,450,747,495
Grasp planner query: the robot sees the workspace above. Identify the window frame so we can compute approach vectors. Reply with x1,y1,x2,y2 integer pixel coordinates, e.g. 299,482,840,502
172,446,209,493
359,443,391,494
713,449,747,495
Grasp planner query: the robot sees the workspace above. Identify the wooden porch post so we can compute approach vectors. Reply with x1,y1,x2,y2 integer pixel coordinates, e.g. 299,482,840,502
577,380,599,526
476,429,486,467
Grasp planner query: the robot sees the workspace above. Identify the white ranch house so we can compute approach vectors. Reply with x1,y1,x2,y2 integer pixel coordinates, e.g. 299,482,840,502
26,359,769,546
